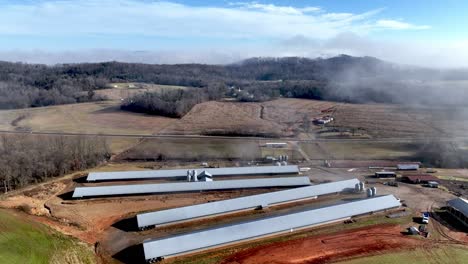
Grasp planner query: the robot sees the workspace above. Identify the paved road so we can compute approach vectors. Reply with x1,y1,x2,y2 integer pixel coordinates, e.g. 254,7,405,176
0,129,466,143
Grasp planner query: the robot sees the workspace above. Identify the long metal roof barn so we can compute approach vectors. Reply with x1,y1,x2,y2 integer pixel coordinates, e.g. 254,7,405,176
143,195,400,260
72,177,311,198
87,165,299,181
137,179,360,228
447,197,468,217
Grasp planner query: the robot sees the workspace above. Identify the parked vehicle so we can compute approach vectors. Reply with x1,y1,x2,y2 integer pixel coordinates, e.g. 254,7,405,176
422,212,430,224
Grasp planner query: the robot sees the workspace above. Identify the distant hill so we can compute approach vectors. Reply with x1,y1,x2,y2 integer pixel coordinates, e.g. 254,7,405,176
1,55,468,109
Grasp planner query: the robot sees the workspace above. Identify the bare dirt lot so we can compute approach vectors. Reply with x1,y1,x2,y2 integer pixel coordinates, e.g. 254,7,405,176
220,224,426,264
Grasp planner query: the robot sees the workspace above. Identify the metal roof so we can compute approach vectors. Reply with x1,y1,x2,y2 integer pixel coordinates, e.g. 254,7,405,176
143,195,400,260
447,197,468,217
375,171,396,174
72,177,311,198
137,179,360,228
87,165,299,181
403,175,439,182
397,164,420,170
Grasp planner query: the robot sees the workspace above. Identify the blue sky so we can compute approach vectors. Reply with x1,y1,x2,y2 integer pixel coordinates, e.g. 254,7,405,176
0,0,466,66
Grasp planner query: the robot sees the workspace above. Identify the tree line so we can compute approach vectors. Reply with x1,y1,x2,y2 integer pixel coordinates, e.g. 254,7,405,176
0,135,110,193
2,55,468,115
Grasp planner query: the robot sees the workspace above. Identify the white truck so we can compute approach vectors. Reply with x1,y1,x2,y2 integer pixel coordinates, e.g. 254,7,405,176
422,212,430,224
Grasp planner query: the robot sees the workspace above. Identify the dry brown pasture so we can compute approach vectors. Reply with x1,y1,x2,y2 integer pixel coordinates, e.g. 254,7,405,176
0,101,176,135
159,98,468,139
160,101,288,137
115,137,263,161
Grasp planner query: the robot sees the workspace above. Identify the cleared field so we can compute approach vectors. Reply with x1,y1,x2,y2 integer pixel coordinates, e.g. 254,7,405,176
160,98,468,138
299,141,419,160
0,101,176,135
97,83,188,100
337,245,468,264
160,101,288,137
0,209,95,264
2,98,465,141
333,103,468,138
116,138,262,161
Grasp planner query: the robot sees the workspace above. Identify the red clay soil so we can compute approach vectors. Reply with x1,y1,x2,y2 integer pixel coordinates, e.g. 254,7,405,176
221,224,427,264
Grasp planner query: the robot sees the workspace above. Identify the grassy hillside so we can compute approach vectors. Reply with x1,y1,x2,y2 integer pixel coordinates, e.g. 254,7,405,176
0,210,95,264
337,245,468,264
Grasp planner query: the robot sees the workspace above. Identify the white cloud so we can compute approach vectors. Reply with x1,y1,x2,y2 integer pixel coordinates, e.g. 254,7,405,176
376,19,431,30
0,0,429,40
2,1,461,67
230,2,321,15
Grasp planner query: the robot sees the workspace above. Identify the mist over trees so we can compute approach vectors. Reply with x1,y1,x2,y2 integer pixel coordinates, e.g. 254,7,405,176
0,135,110,193
2,55,468,115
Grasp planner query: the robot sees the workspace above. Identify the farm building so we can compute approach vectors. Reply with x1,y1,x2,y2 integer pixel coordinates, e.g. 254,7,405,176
397,163,420,170
87,165,299,181
402,175,439,184
264,142,288,148
137,179,360,228
447,198,468,227
142,195,400,261
72,177,311,198
374,171,396,178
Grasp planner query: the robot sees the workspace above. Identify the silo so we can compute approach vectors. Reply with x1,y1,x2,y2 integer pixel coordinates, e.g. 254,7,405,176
355,183,360,193
187,170,191,182
366,188,373,197
193,170,198,182
276,162,282,166
371,187,377,196
281,161,288,166
359,182,365,192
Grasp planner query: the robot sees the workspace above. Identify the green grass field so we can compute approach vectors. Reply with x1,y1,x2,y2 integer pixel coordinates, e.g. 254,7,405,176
337,245,468,264
299,141,418,160
0,210,95,264
118,138,262,161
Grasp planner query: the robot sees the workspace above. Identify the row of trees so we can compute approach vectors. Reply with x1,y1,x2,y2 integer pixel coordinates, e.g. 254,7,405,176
0,135,110,193
3,55,468,112
121,85,225,117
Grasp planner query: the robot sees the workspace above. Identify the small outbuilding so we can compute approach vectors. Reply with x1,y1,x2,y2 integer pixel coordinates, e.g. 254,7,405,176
447,198,468,227
402,175,439,184
375,171,396,178
265,143,287,148
397,163,420,171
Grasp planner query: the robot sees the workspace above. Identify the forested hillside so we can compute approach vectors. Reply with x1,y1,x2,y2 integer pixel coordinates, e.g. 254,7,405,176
1,55,468,114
